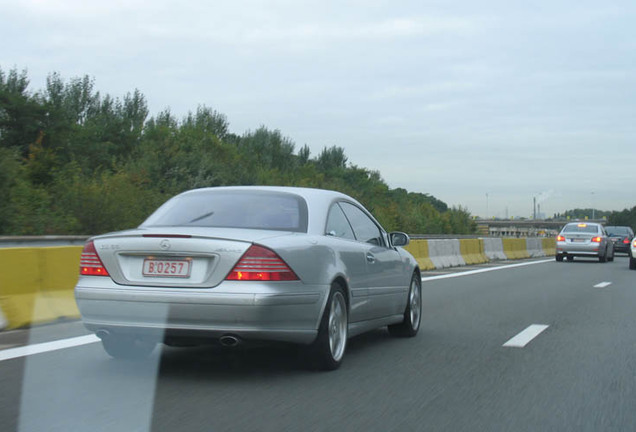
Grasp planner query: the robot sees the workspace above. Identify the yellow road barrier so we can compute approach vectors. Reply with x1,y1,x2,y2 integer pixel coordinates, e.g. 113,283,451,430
0,247,81,329
404,240,435,270
542,238,556,256
502,238,530,260
459,239,488,265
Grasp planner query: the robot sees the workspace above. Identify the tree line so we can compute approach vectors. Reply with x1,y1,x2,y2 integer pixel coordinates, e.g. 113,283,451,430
0,67,476,236
553,208,636,231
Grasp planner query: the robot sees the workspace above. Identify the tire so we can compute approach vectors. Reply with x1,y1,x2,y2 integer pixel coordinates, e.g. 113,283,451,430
307,283,348,371
101,335,156,360
388,272,422,338
630,257,636,270
556,254,564,262
566,256,574,262
599,253,607,263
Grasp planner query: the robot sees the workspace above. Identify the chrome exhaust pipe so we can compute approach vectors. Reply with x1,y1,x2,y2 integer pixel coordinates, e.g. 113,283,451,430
219,335,240,347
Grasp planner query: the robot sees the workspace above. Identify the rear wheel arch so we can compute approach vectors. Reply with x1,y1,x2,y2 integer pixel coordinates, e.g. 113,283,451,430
307,279,349,370
331,276,350,311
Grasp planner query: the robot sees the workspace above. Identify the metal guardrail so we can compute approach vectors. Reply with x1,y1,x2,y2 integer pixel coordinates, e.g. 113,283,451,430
0,236,90,248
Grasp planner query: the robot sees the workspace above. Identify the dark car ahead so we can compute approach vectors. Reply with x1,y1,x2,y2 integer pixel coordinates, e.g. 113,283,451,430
605,226,634,254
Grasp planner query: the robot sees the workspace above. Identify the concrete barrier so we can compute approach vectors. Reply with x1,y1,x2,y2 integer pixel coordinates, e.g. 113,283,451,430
0,246,81,329
482,237,507,260
0,305,6,330
39,247,83,320
502,238,530,260
542,238,556,256
404,240,435,270
526,238,545,258
459,239,488,265
428,239,466,269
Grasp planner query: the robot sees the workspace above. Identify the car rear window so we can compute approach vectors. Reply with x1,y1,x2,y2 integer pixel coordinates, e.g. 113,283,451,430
141,190,308,232
605,226,631,236
562,224,599,234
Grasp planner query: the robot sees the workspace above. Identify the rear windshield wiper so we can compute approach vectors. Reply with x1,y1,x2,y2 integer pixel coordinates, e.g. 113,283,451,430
187,211,215,224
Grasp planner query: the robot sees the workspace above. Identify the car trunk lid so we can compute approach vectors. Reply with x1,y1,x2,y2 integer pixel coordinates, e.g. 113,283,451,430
91,227,293,288
564,233,595,243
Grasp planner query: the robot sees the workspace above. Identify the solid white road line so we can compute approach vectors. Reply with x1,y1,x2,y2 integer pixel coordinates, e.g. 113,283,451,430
0,334,100,362
503,324,549,348
421,259,553,282
593,282,612,288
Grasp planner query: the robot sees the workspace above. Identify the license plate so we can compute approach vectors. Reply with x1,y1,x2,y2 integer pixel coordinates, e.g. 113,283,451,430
571,239,586,242
143,259,191,278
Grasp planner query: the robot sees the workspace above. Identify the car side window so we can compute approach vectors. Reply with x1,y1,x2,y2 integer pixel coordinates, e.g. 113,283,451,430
325,204,356,240
338,202,385,247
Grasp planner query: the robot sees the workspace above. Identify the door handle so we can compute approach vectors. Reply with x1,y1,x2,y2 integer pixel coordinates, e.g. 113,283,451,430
366,253,375,264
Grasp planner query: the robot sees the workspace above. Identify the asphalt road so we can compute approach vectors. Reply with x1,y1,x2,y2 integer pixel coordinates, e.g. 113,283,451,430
1,256,635,432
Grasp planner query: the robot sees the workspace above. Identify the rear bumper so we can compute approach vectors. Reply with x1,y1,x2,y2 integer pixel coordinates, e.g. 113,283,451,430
556,242,602,257
75,277,329,345
610,243,630,253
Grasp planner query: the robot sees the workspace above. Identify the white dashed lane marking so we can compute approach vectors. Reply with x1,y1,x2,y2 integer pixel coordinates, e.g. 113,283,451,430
503,324,550,348
593,282,612,288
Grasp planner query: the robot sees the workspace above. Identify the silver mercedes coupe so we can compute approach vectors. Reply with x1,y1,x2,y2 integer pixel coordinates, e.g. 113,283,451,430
75,186,421,370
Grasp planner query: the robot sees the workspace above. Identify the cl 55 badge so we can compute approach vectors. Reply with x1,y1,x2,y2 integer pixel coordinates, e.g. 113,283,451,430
99,244,120,250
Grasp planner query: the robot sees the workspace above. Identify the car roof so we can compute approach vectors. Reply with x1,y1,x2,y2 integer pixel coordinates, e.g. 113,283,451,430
180,185,352,201
177,186,374,235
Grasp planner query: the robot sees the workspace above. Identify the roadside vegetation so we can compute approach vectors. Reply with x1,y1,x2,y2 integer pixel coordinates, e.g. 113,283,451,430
0,67,475,236
553,209,636,231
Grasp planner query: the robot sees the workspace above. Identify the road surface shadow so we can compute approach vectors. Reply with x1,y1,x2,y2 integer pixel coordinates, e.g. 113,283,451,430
150,327,402,378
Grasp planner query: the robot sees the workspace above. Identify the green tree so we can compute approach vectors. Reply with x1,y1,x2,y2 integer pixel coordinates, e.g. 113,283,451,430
0,148,21,234
0,67,477,236
608,206,636,230
0,67,45,156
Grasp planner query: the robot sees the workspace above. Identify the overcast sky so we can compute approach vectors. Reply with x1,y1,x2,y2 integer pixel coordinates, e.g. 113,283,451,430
2,0,635,218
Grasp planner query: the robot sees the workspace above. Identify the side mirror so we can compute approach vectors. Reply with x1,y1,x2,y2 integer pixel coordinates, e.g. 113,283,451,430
390,232,410,247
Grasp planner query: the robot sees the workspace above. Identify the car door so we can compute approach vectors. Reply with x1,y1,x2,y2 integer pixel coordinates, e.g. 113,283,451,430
324,203,370,324
600,226,613,256
338,202,407,320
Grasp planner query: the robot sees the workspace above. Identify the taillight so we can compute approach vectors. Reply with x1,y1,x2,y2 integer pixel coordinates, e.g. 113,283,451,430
226,245,299,281
80,241,110,276
557,235,565,242
591,237,602,243
623,238,630,244
633,240,636,248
